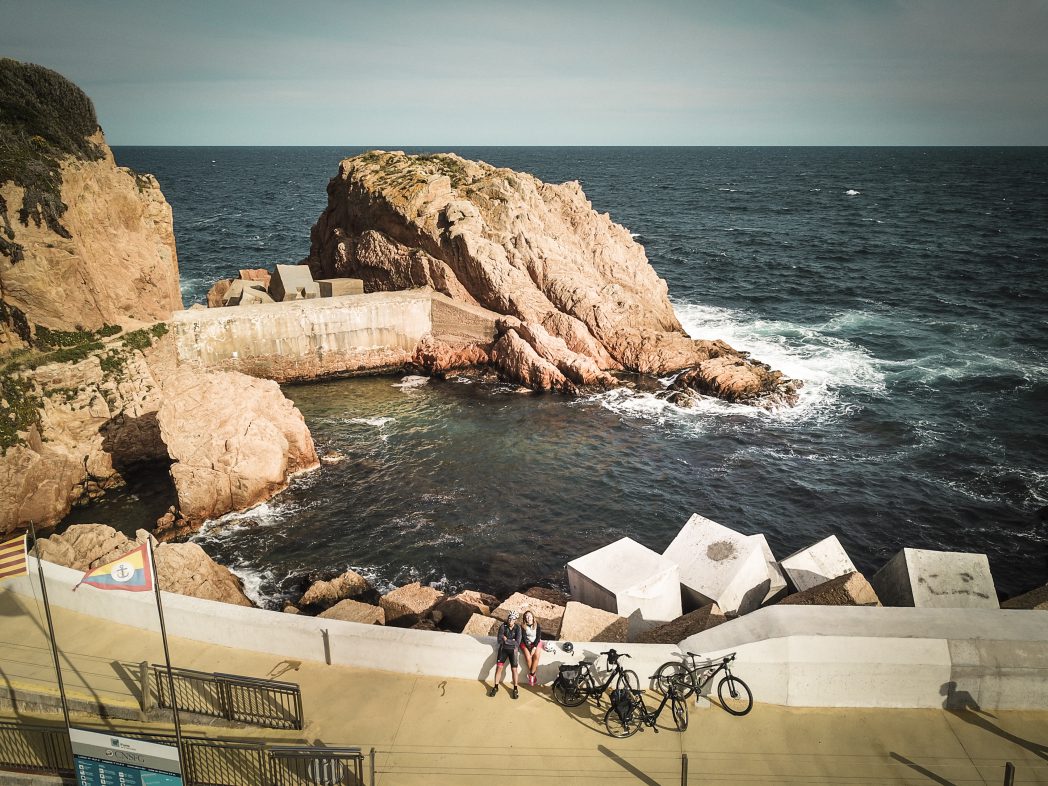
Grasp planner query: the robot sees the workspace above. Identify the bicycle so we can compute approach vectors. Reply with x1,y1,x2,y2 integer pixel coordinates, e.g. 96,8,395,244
654,651,753,716
552,649,640,708
603,679,689,738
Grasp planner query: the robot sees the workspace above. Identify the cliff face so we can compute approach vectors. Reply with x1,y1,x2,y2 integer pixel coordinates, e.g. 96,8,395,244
308,151,799,404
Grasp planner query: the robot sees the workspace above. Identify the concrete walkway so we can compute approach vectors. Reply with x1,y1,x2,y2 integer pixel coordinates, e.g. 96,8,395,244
1,588,1047,785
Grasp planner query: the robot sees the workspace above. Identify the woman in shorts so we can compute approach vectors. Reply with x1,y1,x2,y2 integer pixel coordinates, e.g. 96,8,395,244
519,610,544,686
487,610,522,699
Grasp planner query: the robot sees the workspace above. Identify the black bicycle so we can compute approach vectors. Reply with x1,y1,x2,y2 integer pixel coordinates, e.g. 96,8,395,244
604,680,689,738
654,651,753,716
552,649,640,708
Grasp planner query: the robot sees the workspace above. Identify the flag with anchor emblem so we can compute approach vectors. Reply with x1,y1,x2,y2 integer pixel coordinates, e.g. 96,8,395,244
74,543,154,592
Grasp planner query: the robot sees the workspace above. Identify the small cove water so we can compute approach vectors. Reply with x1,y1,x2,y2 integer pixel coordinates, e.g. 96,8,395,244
81,146,1047,605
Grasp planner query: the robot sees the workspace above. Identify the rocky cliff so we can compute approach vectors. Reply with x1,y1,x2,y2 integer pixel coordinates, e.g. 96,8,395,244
308,151,799,405
0,60,318,538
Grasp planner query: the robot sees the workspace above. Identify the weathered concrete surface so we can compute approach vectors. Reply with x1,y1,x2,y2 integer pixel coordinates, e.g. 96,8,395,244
778,572,880,607
871,548,999,609
567,537,681,634
1002,583,1048,610
780,535,858,592
270,263,320,302
558,601,628,643
317,278,364,297
635,603,727,644
750,534,789,604
663,514,770,616
171,288,498,383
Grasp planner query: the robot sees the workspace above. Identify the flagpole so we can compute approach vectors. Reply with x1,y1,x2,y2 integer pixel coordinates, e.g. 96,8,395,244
29,521,72,732
147,539,184,762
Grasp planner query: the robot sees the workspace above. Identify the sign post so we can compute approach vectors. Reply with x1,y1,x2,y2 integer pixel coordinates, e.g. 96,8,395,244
70,728,183,786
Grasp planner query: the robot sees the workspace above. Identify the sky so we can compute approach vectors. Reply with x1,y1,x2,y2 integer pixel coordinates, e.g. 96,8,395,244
3,0,1048,145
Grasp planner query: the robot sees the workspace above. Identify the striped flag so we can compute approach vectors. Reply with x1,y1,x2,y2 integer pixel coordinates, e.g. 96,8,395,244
74,543,154,593
0,534,28,581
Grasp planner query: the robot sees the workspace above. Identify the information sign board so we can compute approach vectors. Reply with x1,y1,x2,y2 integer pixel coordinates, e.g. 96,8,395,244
70,727,183,786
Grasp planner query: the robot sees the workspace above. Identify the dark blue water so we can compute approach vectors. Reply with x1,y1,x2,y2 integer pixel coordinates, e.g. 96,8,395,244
108,146,1048,605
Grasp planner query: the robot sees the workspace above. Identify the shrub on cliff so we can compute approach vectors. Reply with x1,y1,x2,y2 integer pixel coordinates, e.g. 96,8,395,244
0,58,104,263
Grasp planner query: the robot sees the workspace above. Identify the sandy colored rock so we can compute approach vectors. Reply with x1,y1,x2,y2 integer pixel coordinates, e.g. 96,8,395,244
634,604,727,644
152,541,253,607
411,619,439,631
558,601,628,643
307,150,796,404
492,592,565,639
778,572,881,607
238,268,272,288
524,586,570,607
665,359,801,411
300,570,373,609
412,335,490,378
1002,584,1048,610
434,590,500,631
0,133,182,334
283,604,300,615
379,582,446,627
157,368,319,528
36,524,134,571
318,598,385,625
207,279,233,308
461,613,499,637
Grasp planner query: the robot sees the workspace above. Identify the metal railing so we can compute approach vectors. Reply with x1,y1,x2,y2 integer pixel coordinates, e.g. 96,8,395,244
0,723,364,786
153,664,304,730
0,721,73,777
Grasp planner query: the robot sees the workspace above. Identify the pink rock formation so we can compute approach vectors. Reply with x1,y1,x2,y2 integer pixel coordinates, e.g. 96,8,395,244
307,150,798,405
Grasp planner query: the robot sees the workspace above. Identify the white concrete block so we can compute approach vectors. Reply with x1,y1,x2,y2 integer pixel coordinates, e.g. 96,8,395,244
566,537,681,634
662,514,771,616
871,548,999,609
779,535,857,592
750,534,788,604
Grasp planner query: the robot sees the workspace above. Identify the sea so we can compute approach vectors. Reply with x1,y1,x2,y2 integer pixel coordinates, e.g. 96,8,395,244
81,146,1047,606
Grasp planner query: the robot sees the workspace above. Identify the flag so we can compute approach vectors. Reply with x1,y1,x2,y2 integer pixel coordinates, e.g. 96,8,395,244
0,534,27,581
74,543,154,592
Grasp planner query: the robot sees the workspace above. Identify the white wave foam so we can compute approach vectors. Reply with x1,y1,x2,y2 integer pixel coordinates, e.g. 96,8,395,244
348,416,395,428
590,301,885,428
228,565,275,607
392,375,430,389
845,189,861,196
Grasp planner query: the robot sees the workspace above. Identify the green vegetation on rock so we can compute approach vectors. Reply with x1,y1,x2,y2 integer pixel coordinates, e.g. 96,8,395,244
0,58,105,263
0,372,41,453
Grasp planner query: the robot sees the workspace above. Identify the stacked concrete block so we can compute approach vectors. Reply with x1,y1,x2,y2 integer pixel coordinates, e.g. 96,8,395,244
871,548,999,609
492,592,565,638
379,582,445,627
634,603,726,644
317,278,364,297
461,613,500,636
663,514,771,616
780,535,857,592
566,537,682,633
1002,583,1048,611
778,572,880,607
317,599,385,625
558,601,629,643
750,534,789,604
238,287,274,306
270,264,320,302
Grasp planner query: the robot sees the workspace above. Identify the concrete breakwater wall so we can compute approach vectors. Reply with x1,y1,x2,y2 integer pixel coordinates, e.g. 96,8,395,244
8,561,1048,710
170,288,498,383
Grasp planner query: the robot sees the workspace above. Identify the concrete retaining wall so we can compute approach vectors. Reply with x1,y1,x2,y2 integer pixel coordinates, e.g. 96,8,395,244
171,288,498,383
9,562,1048,709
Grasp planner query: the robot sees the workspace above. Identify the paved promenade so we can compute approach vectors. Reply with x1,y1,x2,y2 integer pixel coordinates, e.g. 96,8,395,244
1,588,1046,785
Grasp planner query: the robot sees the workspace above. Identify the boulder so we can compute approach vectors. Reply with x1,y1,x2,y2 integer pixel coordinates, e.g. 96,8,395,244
870,548,999,609
434,590,500,632
238,268,272,288
558,601,628,643
207,279,233,308
152,541,253,607
300,570,374,609
524,586,570,607
634,604,727,644
461,613,500,637
412,335,491,378
779,535,858,593
318,599,385,625
777,572,880,607
411,619,439,631
283,605,300,615
665,360,801,410
492,592,565,638
306,150,797,405
36,523,133,571
1002,584,1048,611
379,582,445,627
157,368,319,528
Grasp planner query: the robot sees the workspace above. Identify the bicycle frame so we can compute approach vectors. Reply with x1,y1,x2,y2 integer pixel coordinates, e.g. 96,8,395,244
580,656,634,706
688,654,734,693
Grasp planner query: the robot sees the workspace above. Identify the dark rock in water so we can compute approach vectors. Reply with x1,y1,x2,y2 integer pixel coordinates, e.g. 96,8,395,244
658,361,802,411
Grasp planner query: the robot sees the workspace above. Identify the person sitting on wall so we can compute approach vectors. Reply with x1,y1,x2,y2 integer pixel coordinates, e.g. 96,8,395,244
519,609,544,687
488,610,522,699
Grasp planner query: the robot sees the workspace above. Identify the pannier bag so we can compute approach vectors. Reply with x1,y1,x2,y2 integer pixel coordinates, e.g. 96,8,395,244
558,665,581,686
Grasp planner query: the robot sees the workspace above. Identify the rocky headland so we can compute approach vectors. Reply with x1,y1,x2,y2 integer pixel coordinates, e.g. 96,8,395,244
0,60,317,540
305,150,800,406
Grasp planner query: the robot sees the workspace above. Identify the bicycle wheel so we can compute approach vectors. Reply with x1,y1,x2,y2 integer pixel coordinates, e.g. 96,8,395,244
654,662,695,698
717,674,753,716
552,674,591,707
604,703,640,738
617,669,641,693
671,696,688,732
